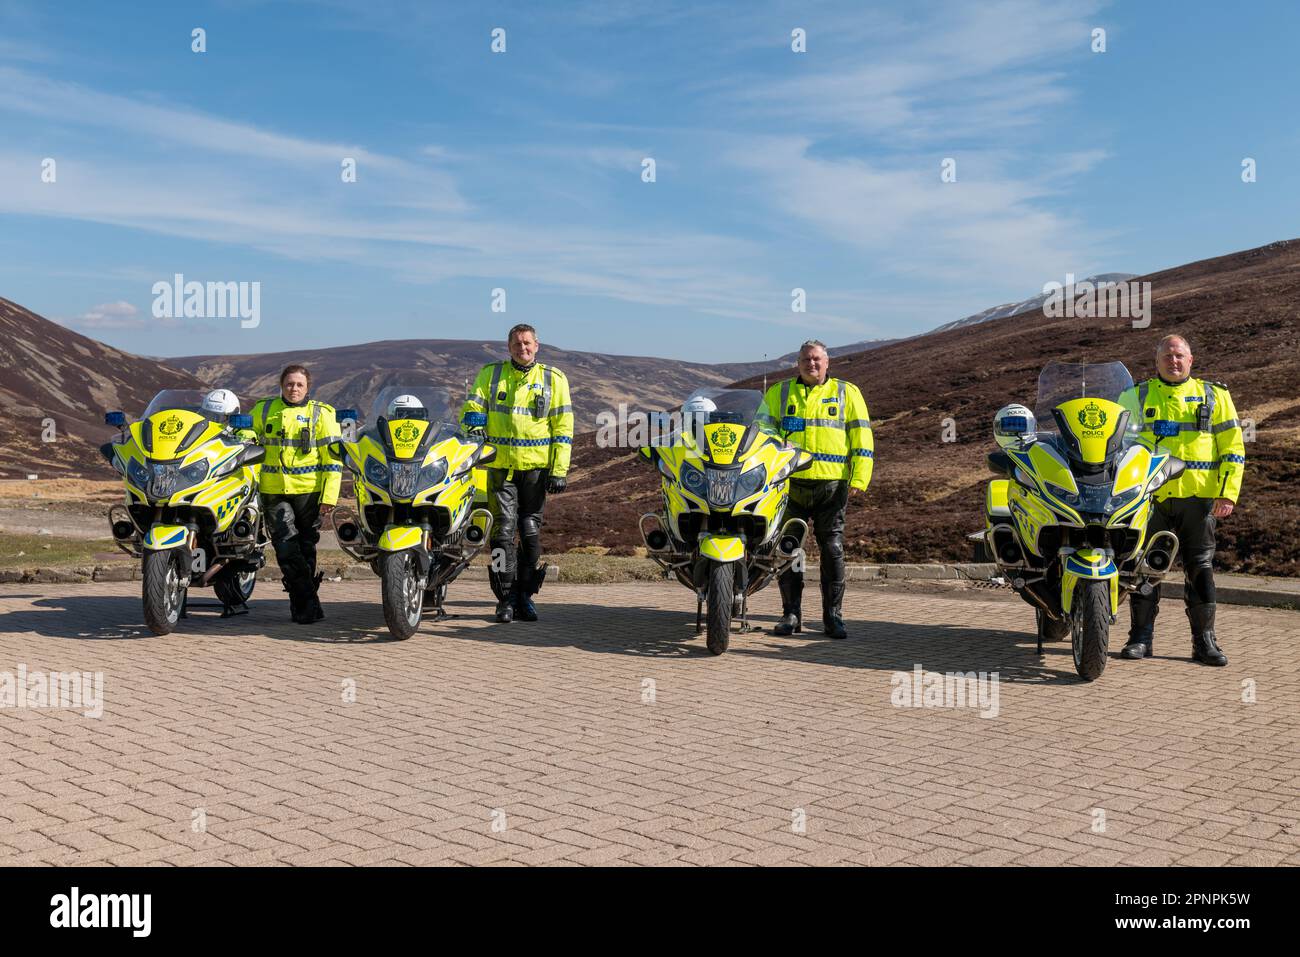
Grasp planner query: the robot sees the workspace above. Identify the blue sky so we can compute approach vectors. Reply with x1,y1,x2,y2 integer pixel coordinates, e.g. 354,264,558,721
1,0,1298,361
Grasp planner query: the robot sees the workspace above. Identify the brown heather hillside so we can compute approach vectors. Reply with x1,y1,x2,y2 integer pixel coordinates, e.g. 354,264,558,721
547,240,1300,577
0,297,207,478
168,340,776,435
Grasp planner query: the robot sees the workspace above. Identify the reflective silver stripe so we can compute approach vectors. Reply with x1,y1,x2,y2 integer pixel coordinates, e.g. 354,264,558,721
803,418,845,429
1212,418,1240,434
837,379,845,412
548,404,572,416
487,362,505,411
846,418,871,429
259,397,274,435
538,366,553,419
1200,378,1216,422
502,406,535,415
258,437,329,448
780,380,792,415
310,401,320,442
1137,381,1149,409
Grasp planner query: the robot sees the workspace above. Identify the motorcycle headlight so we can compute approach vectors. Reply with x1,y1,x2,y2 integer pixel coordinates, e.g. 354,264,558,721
146,460,207,499
1105,487,1141,514
388,462,421,499
706,468,739,508
364,457,390,489
1044,481,1079,505
126,458,149,490
179,460,209,486
419,457,449,489
732,465,767,502
681,463,708,499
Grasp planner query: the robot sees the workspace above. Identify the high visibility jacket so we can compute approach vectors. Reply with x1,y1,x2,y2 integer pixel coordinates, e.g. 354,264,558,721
248,396,342,504
461,361,574,476
761,377,874,490
1118,376,1245,503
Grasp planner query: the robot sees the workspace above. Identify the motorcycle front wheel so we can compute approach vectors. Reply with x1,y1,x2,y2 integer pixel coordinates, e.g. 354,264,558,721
380,550,423,640
1071,580,1111,681
142,548,187,636
705,560,733,656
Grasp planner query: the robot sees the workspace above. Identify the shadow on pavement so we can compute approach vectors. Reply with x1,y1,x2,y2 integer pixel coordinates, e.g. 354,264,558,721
429,596,1094,684
0,590,1148,681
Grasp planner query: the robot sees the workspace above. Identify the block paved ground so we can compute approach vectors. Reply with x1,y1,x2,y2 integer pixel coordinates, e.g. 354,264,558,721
0,579,1297,866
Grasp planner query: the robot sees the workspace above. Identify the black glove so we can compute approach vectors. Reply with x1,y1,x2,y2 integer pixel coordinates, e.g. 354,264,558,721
546,474,567,494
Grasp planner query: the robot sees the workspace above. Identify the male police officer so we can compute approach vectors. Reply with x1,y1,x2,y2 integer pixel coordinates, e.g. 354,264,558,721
762,340,873,639
250,365,342,625
462,324,574,623
1119,334,1244,666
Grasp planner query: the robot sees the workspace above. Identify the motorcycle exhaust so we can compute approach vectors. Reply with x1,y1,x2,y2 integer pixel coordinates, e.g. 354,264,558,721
111,520,136,540
1139,530,1179,575
640,513,673,553
776,518,809,558
988,523,1025,567
336,521,360,543
465,508,493,545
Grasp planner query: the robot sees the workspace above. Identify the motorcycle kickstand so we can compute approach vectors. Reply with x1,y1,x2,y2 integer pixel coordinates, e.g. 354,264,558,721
220,601,249,619
695,596,704,634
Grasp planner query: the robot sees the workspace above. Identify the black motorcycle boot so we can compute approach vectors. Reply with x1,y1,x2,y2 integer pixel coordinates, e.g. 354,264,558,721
514,567,539,622
822,580,847,640
282,579,303,622
1121,593,1158,659
1189,604,1228,666
774,574,802,636
305,572,325,623
290,579,317,625
495,577,516,623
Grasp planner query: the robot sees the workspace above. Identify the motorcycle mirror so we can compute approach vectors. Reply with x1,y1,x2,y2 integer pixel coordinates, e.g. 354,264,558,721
327,441,343,458
105,411,126,427
241,444,267,466
477,444,497,465
1165,457,1186,481
639,447,657,463
98,442,117,465
793,450,815,473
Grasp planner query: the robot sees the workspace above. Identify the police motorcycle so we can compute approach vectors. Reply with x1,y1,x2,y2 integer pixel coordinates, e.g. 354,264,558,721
979,362,1185,681
637,389,814,655
328,387,496,640
101,389,269,635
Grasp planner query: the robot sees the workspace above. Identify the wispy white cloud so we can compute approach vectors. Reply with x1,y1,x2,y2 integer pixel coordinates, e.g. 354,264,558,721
65,300,145,330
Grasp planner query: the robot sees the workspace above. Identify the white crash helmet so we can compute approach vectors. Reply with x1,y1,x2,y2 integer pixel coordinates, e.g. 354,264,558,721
388,394,424,418
202,389,240,418
682,395,718,417
993,403,1036,449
